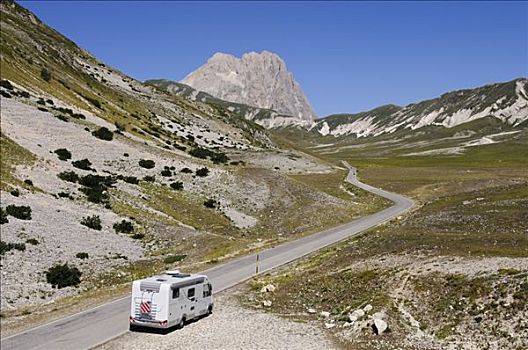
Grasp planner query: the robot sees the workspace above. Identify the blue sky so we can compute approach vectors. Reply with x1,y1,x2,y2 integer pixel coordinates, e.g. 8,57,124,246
21,1,528,117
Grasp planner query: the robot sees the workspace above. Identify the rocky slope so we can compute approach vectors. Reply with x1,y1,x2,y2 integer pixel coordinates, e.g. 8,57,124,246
311,78,528,138
1,0,367,318
180,51,316,125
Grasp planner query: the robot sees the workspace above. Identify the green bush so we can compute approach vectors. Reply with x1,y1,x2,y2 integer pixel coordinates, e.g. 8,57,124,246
203,199,218,208
130,233,145,240
6,205,32,220
24,179,33,186
196,167,209,177
80,215,102,230
72,159,93,171
161,169,172,177
180,167,193,174
210,152,229,164
142,175,155,182
45,263,81,289
163,254,187,264
113,220,134,234
79,186,108,204
0,241,26,255
189,147,211,159
26,238,39,245
139,159,155,169
10,189,19,197
54,148,72,161
57,171,79,183
122,176,139,184
92,127,113,141
40,67,52,82
57,191,72,199
76,252,89,259
0,79,13,90
170,181,183,190
79,174,115,188
0,208,8,224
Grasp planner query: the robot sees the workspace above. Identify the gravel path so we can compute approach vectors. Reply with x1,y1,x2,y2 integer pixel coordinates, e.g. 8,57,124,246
98,292,336,350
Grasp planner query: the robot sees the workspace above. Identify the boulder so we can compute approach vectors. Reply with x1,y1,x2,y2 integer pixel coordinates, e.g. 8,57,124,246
351,309,365,318
320,311,331,318
262,300,272,307
343,322,353,327
348,314,358,322
372,311,385,320
324,322,336,329
307,308,316,314
260,284,276,293
373,319,388,335
363,304,373,313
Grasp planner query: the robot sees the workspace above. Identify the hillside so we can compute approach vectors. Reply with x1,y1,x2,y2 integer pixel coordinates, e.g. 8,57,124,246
0,0,374,325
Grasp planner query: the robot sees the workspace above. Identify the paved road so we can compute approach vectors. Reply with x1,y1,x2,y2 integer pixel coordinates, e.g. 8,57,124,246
1,163,414,350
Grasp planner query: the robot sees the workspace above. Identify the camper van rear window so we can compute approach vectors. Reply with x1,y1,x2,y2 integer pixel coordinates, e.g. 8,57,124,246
140,281,161,293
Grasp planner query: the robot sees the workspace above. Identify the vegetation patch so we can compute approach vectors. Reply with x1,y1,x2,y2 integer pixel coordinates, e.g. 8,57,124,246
0,241,26,256
45,263,81,289
80,215,102,230
170,181,183,190
113,220,134,234
54,148,72,161
57,171,79,183
163,254,187,264
138,159,155,169
91,127,113,141
195,167,209,177
5,205,32,220
72,159,93,171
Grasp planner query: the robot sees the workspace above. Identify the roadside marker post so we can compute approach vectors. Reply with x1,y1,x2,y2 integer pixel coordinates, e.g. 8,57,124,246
255,252,260,275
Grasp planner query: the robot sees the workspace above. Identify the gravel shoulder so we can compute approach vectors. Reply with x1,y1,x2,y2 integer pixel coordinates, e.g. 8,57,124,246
98,290,337,350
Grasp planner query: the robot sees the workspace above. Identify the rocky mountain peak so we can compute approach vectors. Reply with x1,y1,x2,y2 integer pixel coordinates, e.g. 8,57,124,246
181,51,316,122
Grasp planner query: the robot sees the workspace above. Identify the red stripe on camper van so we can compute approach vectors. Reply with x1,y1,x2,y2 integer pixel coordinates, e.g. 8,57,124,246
140,302,151,313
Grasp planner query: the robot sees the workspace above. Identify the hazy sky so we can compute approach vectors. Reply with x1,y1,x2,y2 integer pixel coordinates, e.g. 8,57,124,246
21,1,528,117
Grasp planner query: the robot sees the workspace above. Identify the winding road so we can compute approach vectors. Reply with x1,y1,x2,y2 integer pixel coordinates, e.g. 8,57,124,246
1,163,414,350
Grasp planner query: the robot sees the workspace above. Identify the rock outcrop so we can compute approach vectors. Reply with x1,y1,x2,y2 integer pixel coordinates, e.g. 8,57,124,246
181,51,316,122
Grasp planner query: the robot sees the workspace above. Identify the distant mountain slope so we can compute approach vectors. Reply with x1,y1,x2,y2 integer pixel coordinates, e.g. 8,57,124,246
146,79,313,129
312,78,528,138
179,51,316,123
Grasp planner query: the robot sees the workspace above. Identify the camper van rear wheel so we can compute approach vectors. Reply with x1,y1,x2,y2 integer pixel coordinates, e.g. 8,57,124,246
177,316,185,329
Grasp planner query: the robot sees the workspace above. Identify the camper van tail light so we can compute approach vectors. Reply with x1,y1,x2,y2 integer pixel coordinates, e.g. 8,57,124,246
159,320,168,327
129,316,135,323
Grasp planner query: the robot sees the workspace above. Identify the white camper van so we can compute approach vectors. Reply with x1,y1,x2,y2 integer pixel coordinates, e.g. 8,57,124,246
129,271,213,330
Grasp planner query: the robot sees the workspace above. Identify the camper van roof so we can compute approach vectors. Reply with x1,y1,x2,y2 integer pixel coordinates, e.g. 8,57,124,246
138,272,207,286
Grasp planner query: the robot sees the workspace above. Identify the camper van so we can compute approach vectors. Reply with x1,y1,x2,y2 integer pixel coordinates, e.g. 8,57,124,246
129,271,213,330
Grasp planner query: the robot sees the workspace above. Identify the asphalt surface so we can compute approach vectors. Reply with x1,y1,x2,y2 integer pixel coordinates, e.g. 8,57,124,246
1,163,414,350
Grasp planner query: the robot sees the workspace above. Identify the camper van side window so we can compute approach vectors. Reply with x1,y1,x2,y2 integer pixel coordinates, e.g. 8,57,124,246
172,288,179,299
188,288,195,298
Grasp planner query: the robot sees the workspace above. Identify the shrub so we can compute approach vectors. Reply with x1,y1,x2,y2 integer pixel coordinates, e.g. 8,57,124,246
24,179,33,186
170,181,183,190
180,167,193,174
163,254,187,264
161,169,172,177
45,263,81,289
10,189,20,197
37,98,46,105
76,252,89,259
26,238,39,245
0,208,8,224
55,114,69,122
80,215,102,230
142,175,155,182
113,220,134,234
79,174,115,188
79,186,108,204
123,153,129,157
54,148,72,161
130,233,144,240
57,191,72,199
138,159,155,169
203,199,217,208
189,147,211,159
195,167,209,177
211,152,229,164
57,171,79,183
92,127,113,141
122,176,139,185
6,205,32,220
0,79,13,90
72,159,93,171
40,67,52,82
0,241,26,255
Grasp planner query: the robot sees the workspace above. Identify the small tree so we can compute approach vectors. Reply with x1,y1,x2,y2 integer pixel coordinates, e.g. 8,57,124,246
54,148,72,161
196,167,209,177
45,263,81,288
161,169,172,177
139,159,155,169
72,159,93,171
92,127,113,141
203,199,217,208
6,205,32,220
180,167,193,174
113,220,134,234
76,252,89,259
57,171,79,183
170,181,183,190
80,215,102,230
